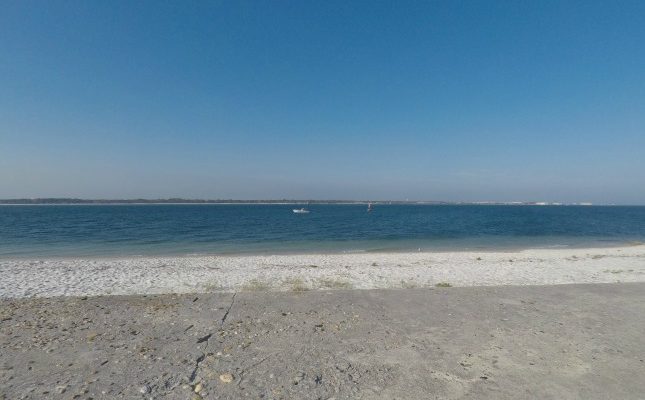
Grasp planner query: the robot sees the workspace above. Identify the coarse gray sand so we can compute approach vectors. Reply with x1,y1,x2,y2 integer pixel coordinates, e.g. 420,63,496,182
2,283,645,399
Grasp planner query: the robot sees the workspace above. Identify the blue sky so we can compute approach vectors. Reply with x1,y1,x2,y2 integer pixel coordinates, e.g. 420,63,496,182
1,1,644,203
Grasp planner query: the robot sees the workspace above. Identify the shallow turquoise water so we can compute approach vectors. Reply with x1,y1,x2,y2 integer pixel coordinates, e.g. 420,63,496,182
1,204,644,258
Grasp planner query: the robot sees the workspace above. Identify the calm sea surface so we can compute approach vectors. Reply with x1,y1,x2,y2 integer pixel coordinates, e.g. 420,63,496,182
1,205,644,258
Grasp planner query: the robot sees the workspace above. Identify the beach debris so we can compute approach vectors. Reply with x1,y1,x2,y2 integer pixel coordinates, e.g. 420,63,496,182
196,334,212,343
194,382,203,393
189,353,206,383
139,384,151,394
293,371,306,385
219,373,234,383
220,292,237,327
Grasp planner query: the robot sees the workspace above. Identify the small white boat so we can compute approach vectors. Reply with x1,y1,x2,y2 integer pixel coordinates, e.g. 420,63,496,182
293,208,310,214
367,202,373,212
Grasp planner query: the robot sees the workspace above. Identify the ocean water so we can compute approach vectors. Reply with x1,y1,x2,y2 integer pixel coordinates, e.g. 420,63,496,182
1,204,644,258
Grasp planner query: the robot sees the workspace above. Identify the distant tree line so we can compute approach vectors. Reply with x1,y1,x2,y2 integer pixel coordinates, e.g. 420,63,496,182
0,198,590,205
0,198,454,205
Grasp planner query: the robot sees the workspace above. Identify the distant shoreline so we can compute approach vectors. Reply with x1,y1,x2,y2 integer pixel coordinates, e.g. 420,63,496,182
0,198,616,206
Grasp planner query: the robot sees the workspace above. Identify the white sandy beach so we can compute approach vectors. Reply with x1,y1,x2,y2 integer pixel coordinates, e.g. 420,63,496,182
2,245,645,298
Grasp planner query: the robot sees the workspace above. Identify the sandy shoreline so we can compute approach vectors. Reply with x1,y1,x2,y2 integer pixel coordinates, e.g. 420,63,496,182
2,245,645,299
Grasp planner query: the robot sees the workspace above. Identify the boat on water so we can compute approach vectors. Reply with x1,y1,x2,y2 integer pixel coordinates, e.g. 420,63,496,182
367,202,373,212
293,208,310,214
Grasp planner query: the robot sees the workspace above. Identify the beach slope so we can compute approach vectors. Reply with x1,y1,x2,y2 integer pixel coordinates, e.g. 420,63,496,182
2,245,645,298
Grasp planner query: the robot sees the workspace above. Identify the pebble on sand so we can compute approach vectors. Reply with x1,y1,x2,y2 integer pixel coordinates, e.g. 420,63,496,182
219,373,234,383
139,385,151,394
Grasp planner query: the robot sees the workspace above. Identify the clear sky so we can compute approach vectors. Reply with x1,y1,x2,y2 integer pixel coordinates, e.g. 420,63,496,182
1,1,644,203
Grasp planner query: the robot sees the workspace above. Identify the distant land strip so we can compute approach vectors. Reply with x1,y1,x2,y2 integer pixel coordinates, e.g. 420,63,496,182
0,198,599,206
